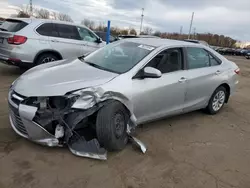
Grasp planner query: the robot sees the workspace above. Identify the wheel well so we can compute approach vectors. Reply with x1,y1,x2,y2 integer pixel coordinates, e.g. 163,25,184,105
219,83,230,103
34,50,63,64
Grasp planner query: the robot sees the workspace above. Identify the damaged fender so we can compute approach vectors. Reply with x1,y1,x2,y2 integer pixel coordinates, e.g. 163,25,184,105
71,87,137,129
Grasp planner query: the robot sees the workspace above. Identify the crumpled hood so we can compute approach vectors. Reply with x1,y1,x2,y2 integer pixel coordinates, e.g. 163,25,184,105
13,58,118,96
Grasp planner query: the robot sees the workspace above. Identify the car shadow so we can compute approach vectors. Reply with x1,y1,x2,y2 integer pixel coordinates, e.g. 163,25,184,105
136,110,207,134
0,64,26,76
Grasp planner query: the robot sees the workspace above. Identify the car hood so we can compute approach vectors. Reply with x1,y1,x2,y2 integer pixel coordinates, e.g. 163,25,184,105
13,58,118,96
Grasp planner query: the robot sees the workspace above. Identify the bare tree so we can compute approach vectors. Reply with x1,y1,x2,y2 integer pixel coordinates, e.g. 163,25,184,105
129,28,137,35
51,12,58,20
120,29,129,35
17,11,30,18
143,26,153,35
35,8,50,19
81,19,95,29
16,5,30,18
57,13,73,22
153,31,161,37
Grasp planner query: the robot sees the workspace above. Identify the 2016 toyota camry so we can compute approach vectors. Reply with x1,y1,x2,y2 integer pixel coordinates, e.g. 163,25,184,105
9,38,239,160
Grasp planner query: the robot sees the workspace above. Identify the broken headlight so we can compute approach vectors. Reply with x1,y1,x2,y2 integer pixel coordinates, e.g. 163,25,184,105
26,96,70,110
68,88,99,110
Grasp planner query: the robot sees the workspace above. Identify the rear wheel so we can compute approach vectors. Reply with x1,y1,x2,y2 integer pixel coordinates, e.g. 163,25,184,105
36,53,58,65
205,86,227,114
96,101,129,151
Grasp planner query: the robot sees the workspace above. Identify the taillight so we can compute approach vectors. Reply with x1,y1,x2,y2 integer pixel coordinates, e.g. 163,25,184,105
234,68,240,74
7,35,27,45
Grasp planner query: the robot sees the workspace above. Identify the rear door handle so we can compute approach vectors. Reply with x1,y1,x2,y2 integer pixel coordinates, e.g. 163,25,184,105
51,40,59,43
178,77,187,83
215,70,221,75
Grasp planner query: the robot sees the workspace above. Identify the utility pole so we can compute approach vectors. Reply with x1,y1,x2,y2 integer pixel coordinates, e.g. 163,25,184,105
193,27,196,39
179,26,183,39
139,8,144,35
188,12,194,39
180,26,183,35
30,0,33,16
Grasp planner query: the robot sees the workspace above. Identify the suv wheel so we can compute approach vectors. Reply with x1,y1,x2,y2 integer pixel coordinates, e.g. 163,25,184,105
36,53,58,65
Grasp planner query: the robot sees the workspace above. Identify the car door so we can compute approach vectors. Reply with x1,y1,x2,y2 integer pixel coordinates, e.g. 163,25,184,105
183,47,224,112
76,26,105,55
49,23,82,58
132,48,188,124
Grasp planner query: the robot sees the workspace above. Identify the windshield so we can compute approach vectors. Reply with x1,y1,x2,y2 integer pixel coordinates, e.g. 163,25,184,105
82,41,155,74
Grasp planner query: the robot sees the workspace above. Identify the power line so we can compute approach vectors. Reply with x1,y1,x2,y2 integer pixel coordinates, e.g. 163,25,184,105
139,8,144,35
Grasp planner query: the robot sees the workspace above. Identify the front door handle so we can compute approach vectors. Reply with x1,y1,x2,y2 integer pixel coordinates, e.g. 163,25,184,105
178,77,187,83
215,70,221,75
51,39,59,43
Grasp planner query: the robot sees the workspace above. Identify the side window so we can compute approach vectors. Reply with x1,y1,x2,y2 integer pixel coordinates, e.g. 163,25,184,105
209,54,221,66
55,24,80,40
77,26,97,42
146,48,183,74
109,35,115,42
36,23,58,37
187,47,210,69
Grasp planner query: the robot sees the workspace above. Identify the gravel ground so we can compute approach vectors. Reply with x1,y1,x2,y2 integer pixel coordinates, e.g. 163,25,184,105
0,56,250,188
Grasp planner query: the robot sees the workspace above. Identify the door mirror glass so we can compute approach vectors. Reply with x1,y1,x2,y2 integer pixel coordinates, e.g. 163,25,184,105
143,67,162,78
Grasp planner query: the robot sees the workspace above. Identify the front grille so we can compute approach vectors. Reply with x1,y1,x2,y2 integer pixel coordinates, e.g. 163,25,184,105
9,106,28,136
8,90,28,137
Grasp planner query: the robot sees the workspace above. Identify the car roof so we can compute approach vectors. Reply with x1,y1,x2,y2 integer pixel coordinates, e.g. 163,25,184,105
7,17,88,28
124,38,202,48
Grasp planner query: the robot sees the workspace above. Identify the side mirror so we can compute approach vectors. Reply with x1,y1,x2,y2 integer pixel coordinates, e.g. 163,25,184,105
96,37,102,43
143,67,162,78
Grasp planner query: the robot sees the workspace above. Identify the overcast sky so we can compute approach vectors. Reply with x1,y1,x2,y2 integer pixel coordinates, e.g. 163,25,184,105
1,0,250,41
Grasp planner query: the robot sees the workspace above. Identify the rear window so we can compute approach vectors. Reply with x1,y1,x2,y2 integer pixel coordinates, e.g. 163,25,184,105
36,23,59,37
0,19,28,32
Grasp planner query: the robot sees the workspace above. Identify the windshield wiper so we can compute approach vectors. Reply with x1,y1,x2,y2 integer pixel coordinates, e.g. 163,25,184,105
84,61,107,70
0,28,8,31
84,61,120,74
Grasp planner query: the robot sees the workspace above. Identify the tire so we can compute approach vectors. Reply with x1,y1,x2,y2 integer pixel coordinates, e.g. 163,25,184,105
36,53,58,65
205,86,227,115
96,101,129,151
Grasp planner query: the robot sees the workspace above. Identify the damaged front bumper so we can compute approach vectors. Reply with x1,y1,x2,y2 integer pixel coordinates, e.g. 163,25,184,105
8,91,108,160
9,96,60,147
8,90,146,160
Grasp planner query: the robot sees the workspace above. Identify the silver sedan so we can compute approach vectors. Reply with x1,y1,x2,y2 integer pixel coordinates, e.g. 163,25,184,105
9,38,239,159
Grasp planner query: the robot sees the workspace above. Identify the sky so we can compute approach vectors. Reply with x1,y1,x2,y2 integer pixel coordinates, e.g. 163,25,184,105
1,0,250,41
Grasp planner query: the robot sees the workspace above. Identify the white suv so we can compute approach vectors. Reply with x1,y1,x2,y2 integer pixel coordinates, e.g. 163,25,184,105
0,18,105,68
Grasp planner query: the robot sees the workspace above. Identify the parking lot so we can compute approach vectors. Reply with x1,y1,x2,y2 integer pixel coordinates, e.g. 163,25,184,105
0,56,250,188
